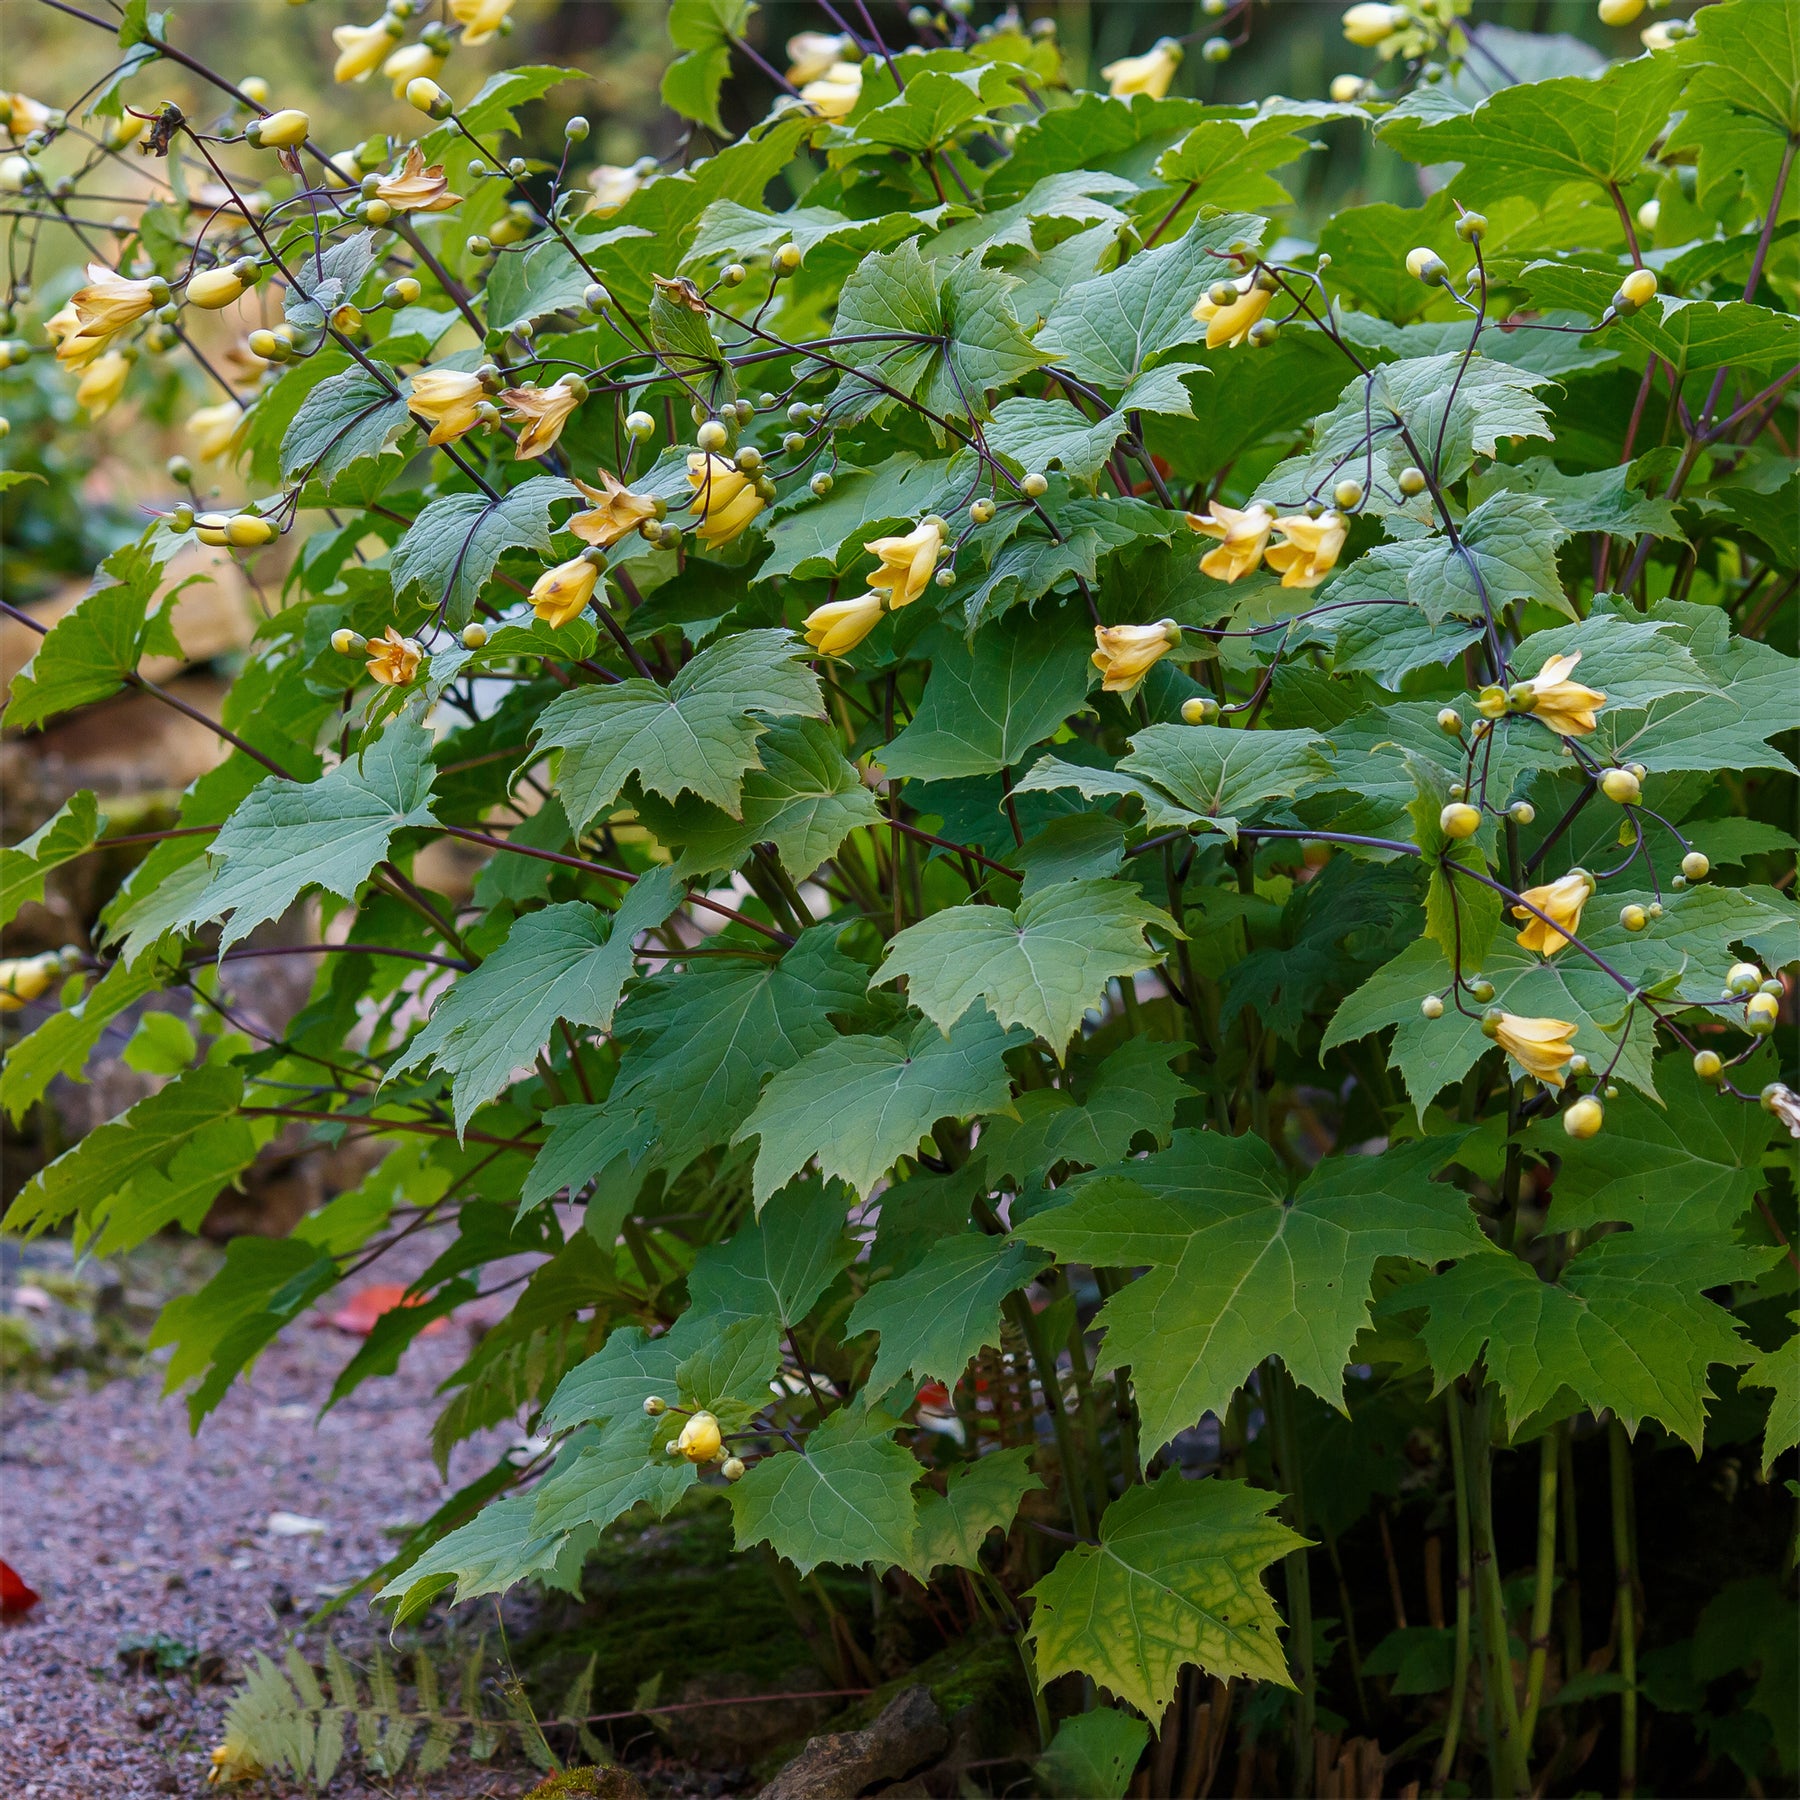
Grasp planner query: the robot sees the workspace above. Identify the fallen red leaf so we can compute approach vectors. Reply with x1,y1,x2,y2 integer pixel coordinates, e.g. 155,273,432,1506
319,1283,448,1338
0,1559,40,1618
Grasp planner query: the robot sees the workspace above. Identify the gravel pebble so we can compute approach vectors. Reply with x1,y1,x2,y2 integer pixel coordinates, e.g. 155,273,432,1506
0,1275,534,1799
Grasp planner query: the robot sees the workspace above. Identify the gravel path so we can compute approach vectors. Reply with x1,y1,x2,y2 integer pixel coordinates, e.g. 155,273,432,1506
0,1281,535,1800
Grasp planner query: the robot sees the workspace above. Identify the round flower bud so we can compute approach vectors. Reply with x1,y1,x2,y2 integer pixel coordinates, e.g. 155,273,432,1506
1437,707,1463,735
460,622,489,649
677,1411,723,1463
583,281,612,313
643,1395,667,1416
247,328,284,362
970,497,996,525
1333,479,1363,510
1599,767,1641,806
1201,36,1231,63
1246,318,1280,348
1468,979,1496,1004
331,627,365,655
1761,978,1783,996
195,513,230,547
565,115,591,142
695,418,729,453
1455,211,1488,243
1406,246,1448,285
1637,198,1661,233
1680,850,1709,881
734,445,762,473
1181,696,1221,726
1605,1084,1620,1100
1725,962,1763,998
1568,1054,1590,1077
1420,994,1445,1020
406,78,454,119
1671,874,1686,890
1613,267,1657,312
1208,280,1239,308
169,502,195,532
253,108,309,149
1479,1007,1505,1039
935,567,955,588
1507,682,1539,713
1440,802,1481,840
781,431,807,456
166,453,194,485
625,410,655,440
720,1456,746,1482
1398,466,1428,497
186,266,247,309
721,262,748,288
1021,472,1049,498
239,76,271,106
1619,904,1647,932
466,235,493,258
226,514,277,548
665,1438,684,1456
773,244,802,275
1745,992,1780,1035
1448,783,1466,800
1692,1049,1723,1083
1329,74,1368,103
787,401,812,426
810,471,833,497
361,198,394,226
1563,1096,1604,1140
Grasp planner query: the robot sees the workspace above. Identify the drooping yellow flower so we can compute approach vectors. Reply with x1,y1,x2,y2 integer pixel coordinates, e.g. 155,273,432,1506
70,262,161,339
1490,1012,1578,1086
1264,512,1347,589
501,375,584,459
1092,620,1181,693
800,62,863,120
686,451,766,547
570,468,658,548
865,517,944,611
407,368,485,447
530,556,599,629
382,41,446,100
0,953,61,1013
206,1733,262,1785
451,0,515,46
46,302,110,371
1512,872,1593,957
1191,275,1272,349
76,349,131,418
331,18,401,84
187,400,249,463
677,1410,723,1462
787,31,852,84
804,592,884,657
589,164,644,215
2,93,53,140
1101,39,1182,100
365,626,423,687
1188,501,1274,583
372,145,460,214
1523,651,1605,737
1342,3,1407,47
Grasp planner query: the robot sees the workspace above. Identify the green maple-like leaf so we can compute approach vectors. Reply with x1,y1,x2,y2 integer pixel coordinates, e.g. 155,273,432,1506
540,1322,686,1435
1036,213,1266,390
1741,1316,1799,1477
687,1174,859,1328
874,880,1173,1056
390,475,581,630
1028,1134,1489,1454
1546,1052,1779,1236
529,1413,695,1537
535,628,824,828
633,716,882,880
1377,50,1683,205
980,1036,1190,1184
880,600,1096,780
849,1231,1050,1399
736,1012,1025,1203
1026,1472,1305,1717
392,873,681,1132
280,362,411,490
177,714,439,950
609,926,870,1167
1406,1231,1780,1449
905,1446,1042,1581
728,1407,920,1575
1036,1707,1150,1800
377,1491,591,1619
0,790,104,930
1110,724,1333,842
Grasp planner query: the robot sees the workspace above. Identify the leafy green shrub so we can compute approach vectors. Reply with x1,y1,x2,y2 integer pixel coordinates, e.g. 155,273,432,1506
2,0,1796,1792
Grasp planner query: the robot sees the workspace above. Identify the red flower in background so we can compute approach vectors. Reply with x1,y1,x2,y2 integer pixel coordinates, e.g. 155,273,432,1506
0,1559,40,1618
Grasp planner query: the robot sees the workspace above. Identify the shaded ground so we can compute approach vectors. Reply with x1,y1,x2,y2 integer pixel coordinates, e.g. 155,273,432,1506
0,1254,539,1800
